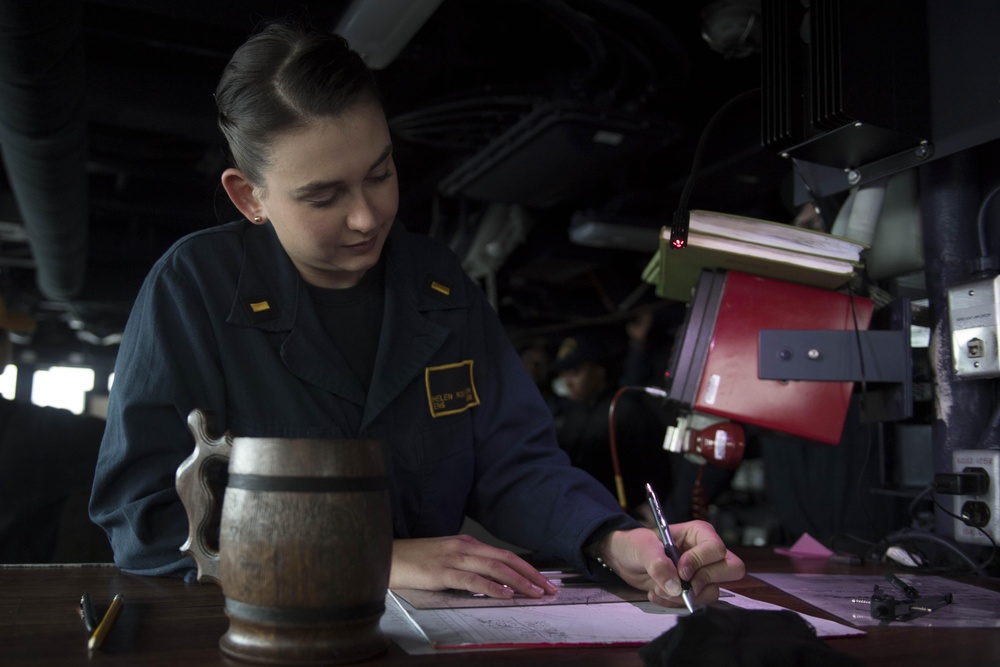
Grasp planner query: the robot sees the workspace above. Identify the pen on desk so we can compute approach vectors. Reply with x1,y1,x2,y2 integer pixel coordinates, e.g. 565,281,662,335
645,482,697,614
87,594,124,652
829,554,863,566
79,592,97,633
886,572,920,599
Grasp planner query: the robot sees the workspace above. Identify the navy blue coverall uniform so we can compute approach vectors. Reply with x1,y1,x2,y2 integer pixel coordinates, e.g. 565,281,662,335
89,220,637,578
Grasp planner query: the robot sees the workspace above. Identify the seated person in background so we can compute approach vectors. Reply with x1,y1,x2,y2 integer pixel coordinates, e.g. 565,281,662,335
0,302,111,564
89,20,744,606
553,329,673,527
620,301,685,388
517,336,568,418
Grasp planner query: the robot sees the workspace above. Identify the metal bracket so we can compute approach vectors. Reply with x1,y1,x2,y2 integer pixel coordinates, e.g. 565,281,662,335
844,141,934,190
792,141,935,201
758,297,913,422
758,329,909,383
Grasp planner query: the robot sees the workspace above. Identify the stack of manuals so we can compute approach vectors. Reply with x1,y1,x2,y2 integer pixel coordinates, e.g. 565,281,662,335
642,210,868,302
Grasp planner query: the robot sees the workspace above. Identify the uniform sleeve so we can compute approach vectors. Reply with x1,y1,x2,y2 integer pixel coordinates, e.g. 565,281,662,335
462,292,641,574
89,260,225,578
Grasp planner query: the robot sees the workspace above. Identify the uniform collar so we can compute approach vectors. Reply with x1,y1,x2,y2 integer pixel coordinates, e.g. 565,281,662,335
226,221,300,331
363,227,455,424
221,221,468,428
225,222,468,329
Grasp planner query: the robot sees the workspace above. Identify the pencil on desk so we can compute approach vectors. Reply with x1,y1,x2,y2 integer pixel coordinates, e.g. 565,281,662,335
88,594,124,652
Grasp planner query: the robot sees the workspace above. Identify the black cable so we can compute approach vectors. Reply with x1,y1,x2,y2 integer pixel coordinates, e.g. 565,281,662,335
571,0,691,89
975,182,1000,259
389,94,536,149
907,483,935,524
933,499,998,570
583,17,643,102
879,526,995,576
669,88,760,248
846,287,883,543
525,0,608,96
832,531,878,555
974,402,1000,450
608,384,669,510
842,293,990,574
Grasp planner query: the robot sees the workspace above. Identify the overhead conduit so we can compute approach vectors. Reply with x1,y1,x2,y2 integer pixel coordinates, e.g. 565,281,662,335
0,0,88,302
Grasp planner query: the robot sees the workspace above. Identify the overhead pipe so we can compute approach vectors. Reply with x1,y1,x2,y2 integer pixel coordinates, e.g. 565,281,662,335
0,0,88,302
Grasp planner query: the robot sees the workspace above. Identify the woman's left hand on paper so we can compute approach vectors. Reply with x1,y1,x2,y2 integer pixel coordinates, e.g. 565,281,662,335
389,535,560,599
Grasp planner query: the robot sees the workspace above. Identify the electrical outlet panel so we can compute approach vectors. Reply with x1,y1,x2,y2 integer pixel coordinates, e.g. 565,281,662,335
951,449,1000,545
948,276,1000,379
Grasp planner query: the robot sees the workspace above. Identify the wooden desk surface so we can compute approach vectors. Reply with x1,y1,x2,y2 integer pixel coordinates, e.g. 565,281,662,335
2,549,998,666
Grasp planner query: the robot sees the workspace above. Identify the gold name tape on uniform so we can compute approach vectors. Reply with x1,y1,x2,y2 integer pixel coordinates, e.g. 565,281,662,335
425,360,480,417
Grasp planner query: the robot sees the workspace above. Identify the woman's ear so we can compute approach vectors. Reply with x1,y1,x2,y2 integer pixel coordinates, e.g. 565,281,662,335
221,168,265,223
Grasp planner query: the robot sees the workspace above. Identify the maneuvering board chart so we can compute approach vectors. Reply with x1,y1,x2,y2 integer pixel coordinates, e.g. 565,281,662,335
392,594,682,649
391,571,646,610
382,581,863,652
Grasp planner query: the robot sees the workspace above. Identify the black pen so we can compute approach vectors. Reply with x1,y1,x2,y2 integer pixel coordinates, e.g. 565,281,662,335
646,482,697,613
886,572,919,599
79,592,97,633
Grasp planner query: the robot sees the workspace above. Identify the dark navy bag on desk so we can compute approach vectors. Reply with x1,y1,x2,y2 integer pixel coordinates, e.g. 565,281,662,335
639,606,863,667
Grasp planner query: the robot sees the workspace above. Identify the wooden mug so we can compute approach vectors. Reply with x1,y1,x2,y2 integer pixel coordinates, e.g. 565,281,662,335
176,408,392,665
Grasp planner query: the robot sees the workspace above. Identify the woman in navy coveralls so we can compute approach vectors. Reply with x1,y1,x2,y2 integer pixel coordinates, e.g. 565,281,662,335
89,21,744,605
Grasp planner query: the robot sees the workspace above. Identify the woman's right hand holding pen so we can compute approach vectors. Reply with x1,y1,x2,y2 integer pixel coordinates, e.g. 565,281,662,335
595,522,746,608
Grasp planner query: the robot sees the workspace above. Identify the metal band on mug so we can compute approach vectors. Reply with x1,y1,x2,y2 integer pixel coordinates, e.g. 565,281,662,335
226,474,388,493
225,598,386,625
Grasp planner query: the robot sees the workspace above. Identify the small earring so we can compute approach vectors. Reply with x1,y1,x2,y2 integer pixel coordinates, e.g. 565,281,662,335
253,216,262,223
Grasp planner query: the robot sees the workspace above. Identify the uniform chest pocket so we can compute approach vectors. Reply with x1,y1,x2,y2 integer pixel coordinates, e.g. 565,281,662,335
412,416,472,465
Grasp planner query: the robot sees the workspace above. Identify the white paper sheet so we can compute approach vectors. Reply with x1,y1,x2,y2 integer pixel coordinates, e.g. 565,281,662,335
382,586,863,653
754,573,1000,628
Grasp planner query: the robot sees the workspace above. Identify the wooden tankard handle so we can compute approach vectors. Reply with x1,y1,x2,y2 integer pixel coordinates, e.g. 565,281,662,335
175,408,231,584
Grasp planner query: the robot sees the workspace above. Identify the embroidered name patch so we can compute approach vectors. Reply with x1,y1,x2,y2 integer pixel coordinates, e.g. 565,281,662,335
425,360,481,417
